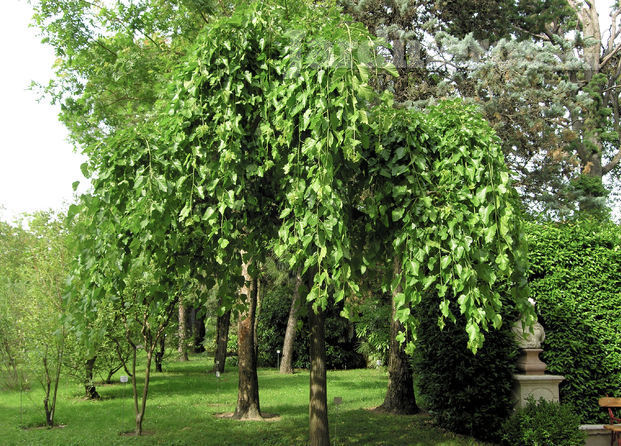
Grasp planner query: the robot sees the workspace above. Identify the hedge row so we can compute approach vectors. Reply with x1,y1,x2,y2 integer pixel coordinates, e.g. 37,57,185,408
526,221,621,423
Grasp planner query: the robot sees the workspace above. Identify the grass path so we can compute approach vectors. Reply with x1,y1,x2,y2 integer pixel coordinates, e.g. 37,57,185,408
0,355,492,445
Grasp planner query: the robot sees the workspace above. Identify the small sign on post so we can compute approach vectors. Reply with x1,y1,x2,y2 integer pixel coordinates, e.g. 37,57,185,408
120,375,128,383
333,397,342,406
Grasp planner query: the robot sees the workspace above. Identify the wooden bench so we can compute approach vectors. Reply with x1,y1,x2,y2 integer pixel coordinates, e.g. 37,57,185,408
599,398,621,446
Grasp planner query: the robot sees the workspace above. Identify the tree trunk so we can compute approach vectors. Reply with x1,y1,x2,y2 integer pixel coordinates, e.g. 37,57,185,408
233,260,262,419
214,305,231,374
254,278,262,361
191,307,206,353
84,356,101,399
178,299,188,361
309,302,329,446
378,260,418,414
155,335,165,373
135,348,155,436
280,272,302,374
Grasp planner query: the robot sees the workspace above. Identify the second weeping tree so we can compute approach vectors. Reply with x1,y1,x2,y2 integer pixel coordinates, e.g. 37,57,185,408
167,2,533,443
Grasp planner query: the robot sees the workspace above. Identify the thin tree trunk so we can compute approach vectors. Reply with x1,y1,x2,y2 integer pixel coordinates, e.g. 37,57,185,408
105,363,123,384
214,305,231,374
43,334,65,427
178,299,188,361
113,337,132,379
280,271,302,374
378,260,418,414
135,348,155,436
309,300,329,446
84,356,101,399
233,259,262,419
43,349,53,427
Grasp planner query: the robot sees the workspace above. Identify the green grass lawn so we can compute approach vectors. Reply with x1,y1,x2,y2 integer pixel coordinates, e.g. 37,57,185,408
0,355,493,445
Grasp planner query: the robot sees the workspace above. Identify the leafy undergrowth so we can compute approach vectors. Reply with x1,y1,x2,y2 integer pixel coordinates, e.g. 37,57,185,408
0,354,492,445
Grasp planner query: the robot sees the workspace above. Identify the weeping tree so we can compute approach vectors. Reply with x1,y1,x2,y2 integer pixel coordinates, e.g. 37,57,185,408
49,0,532,442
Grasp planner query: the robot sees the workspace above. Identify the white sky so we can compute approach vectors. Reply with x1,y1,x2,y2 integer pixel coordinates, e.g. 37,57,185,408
0,0,87,223
0,0,618,223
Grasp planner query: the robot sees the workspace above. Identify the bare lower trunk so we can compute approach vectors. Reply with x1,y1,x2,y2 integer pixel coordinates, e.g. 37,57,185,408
214,305,231,374
84,356,101,399
233,260,261,419
43,334,65,427
43,351,53,427
309,302,329,446
155,335,165,373
191,308,206,353
135,348,154,436
280,272,302,374
379,259,418,414
254,278,262,361
178,300,188,361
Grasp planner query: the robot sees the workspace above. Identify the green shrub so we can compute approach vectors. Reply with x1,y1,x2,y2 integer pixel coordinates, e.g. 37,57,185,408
526,221,621,423
414,292,519,443
501,397,586,446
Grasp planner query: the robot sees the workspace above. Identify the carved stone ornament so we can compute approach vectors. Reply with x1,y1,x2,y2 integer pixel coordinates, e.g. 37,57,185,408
512,319,545,349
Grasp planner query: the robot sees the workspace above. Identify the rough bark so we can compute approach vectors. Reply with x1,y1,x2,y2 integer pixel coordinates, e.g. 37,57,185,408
178,299,188,361
213,305,231,374
254,278,262,361
378,260,418,414
309,302,329,446
233,260,262,419
84,356,101,399
280,272,302,374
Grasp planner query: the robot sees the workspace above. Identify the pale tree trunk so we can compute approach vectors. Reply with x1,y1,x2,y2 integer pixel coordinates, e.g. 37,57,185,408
566,1,621,178
254,278,262,361
280,271,302,374
178,299,188,361
213,303,231,374
378,259,418,414
308,301,329,446
233,259,262,419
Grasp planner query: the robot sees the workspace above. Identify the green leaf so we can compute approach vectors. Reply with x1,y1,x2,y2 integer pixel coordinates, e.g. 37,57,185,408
392,207,405,222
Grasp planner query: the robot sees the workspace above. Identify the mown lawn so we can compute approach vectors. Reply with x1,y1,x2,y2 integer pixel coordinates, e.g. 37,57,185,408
0,355,492,445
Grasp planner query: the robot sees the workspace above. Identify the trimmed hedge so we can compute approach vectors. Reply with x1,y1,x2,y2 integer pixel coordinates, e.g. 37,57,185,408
501,396,586,446
414,292,519,443
526,221,621,423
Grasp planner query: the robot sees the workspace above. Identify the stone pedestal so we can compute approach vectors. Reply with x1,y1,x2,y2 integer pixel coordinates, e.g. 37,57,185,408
512,374,565,408
580,425,611,446
516,348,547,375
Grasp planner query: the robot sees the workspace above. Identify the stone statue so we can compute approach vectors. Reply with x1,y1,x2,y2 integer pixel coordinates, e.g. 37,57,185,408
512,319,545,349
